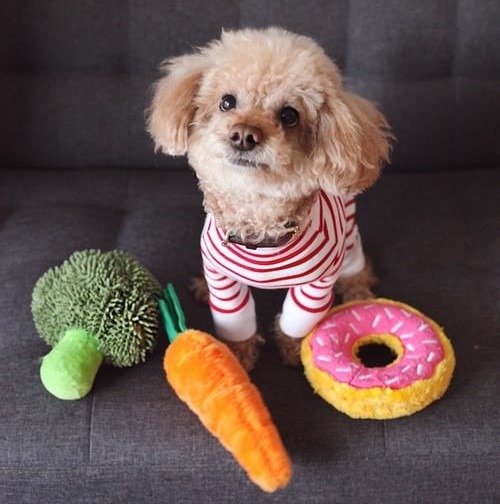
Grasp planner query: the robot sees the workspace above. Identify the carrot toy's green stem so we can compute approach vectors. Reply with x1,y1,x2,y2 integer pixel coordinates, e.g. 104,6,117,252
158,283,187,343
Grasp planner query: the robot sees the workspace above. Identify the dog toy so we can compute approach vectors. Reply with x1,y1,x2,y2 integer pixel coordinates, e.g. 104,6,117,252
32,249,161,400
301,299,455,419
159,284,292,493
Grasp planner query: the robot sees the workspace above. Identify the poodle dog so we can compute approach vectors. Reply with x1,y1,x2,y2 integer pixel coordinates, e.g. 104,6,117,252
147,27,391,371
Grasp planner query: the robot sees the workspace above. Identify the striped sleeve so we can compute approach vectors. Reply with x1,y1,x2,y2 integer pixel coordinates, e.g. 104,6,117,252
279,276,336,338
202,261,257,342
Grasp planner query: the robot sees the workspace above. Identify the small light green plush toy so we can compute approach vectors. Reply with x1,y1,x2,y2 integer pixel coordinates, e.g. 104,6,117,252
32,250,162,400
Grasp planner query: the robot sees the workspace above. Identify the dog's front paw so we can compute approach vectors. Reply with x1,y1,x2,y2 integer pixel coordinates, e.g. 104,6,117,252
225,334,265,372
274,314,304,366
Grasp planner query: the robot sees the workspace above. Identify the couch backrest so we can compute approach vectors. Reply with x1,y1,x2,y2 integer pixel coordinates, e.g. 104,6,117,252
1,0,499,171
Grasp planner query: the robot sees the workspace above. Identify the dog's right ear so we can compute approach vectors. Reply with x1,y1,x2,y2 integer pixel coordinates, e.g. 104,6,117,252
147,54,207,156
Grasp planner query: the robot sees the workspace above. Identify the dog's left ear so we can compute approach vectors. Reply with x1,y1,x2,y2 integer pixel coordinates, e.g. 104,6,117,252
147,53,207,156
314,88,391,195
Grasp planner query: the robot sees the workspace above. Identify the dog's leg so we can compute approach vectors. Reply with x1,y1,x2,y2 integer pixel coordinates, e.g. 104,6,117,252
274,315,303,366
225,334,265,372
192,266,263,371
274,280,336,366
189,275,210,304
336,257,377,301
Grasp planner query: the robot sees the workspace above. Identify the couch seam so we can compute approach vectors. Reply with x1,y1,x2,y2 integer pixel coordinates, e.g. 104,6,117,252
115,171,132,249
88,394,96,465
383,420,388,455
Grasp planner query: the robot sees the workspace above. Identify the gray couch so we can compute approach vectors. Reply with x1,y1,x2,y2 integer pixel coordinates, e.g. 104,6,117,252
1,1,499,503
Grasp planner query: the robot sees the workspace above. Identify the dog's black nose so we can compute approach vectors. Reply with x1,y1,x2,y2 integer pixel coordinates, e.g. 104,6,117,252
230,123,263,151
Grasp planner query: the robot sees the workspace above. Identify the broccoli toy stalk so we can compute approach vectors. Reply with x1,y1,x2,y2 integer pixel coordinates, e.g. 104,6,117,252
32,250,161,400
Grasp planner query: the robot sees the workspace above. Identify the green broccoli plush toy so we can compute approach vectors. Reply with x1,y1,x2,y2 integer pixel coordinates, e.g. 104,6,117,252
32,249,162,400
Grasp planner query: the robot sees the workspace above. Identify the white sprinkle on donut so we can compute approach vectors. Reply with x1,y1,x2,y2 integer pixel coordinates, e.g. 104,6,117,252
358,374,373,380
384,308,394,319
385,377,399,385
372,314,381,328
323,322,337,330
348,323,360,335
400,333,414,340
315,336,326,347
391,321,404,333
329,334,339,345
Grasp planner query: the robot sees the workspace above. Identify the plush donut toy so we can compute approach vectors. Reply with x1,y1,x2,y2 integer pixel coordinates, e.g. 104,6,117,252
301,299,455,419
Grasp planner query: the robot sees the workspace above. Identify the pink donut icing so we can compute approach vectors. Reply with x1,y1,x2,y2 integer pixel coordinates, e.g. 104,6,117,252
309,301,445,389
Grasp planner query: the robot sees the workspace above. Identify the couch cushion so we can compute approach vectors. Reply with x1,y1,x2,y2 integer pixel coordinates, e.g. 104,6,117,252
1,0,499,171
0,167,498,503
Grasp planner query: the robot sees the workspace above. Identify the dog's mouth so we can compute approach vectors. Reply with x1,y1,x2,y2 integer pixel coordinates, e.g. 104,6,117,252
227,154,268,170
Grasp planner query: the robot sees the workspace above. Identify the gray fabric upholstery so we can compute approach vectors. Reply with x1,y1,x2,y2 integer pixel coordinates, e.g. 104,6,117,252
1,0,499,171
1,1,499,503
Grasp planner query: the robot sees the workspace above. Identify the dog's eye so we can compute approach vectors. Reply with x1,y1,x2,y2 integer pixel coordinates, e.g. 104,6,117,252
279,106,299,127
220,94,237,112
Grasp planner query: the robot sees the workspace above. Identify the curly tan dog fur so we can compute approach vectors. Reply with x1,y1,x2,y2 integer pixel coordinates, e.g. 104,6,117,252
148,28,390,370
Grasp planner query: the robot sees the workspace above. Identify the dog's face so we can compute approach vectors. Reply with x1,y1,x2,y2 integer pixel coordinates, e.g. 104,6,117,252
148,28,390,234
188,30,330,200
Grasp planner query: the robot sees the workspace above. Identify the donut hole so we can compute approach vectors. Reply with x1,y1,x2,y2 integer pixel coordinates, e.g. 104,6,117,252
356,343,398,368
353,334,404,368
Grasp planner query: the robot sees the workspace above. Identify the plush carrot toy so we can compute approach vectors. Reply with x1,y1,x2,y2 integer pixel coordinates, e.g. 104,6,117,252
159,284,292,493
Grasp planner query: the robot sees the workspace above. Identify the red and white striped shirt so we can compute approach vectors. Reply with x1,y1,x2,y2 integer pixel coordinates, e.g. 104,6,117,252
200,191,365,341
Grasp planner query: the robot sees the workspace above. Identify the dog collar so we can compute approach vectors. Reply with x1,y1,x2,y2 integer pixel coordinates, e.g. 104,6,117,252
221,223,300,250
